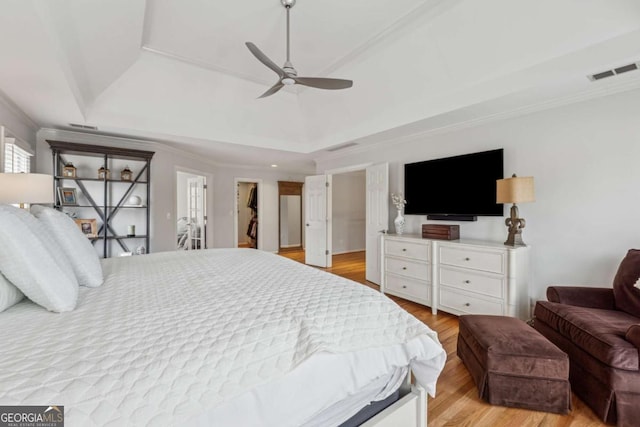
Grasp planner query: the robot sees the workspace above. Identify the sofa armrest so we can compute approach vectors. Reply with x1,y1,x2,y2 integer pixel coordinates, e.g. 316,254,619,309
546,286,615,309
626,325,640,349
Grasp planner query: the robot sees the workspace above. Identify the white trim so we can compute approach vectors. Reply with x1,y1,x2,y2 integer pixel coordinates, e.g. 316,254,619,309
234,178,263,251
323,162,372,175
0,89,40,131
313,75,640,163
332,249,365,256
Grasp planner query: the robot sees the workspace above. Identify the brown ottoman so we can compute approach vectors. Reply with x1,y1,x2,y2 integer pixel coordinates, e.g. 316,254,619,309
457,315,571,414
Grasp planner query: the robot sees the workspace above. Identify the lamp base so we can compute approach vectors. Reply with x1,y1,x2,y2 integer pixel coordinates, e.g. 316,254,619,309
504,229,525,246
504,204,527,247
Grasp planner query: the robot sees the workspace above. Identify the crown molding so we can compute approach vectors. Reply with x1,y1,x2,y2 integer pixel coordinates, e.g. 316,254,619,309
38,127,221,168
0,89,39,131
312,76,640,162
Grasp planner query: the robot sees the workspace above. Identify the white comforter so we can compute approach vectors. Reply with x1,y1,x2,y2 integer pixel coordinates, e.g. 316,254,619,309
0,249,445,426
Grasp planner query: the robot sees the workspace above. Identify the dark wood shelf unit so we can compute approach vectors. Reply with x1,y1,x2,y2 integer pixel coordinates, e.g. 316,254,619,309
48,140,155,258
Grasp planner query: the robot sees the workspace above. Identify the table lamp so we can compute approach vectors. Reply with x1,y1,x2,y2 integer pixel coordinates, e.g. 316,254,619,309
0,173,54,209
496,174,535,246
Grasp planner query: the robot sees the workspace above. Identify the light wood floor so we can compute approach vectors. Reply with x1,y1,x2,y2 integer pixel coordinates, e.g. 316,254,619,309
278,249,607,427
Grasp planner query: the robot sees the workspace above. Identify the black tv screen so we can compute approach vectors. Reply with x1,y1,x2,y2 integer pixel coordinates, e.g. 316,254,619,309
404,149,504,217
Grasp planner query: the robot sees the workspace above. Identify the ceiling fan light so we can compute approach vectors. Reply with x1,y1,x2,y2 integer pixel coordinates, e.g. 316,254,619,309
282,77,296,85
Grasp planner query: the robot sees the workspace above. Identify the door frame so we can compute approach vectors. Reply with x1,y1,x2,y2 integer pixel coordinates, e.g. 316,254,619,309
174,166,214,249
234,178,263,250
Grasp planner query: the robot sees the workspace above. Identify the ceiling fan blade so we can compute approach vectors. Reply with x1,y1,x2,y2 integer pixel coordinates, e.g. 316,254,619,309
245,42,285,78
258,81,285,99
294,77,353,90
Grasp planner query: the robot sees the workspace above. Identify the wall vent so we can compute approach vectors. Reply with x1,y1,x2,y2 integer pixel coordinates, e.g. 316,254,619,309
69,123,98,130
588,62,639,81
326,142,358,152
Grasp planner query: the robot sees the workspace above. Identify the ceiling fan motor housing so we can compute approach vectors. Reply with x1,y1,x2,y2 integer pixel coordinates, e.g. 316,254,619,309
281,0,296,8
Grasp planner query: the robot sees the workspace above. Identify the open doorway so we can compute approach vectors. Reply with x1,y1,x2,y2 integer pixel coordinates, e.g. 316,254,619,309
331,170,366,256
235,179,261,249
176,170,208,250
304,163,388,284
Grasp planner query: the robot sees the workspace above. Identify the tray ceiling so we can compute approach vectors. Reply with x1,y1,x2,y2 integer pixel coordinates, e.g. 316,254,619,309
1,0,640,168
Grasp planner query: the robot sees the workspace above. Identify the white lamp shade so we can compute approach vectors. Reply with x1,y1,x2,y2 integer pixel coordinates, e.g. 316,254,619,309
496,175,535,204
0,173,54,204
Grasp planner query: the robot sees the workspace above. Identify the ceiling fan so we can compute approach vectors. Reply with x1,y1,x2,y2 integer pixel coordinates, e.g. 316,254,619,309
246,0,353,99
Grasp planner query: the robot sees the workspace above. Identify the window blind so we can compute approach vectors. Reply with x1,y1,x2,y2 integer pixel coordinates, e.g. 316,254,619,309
4,139,32,173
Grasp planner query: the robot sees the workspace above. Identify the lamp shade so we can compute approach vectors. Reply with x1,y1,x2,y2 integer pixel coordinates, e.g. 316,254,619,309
0,173,54,204
496,175,535,204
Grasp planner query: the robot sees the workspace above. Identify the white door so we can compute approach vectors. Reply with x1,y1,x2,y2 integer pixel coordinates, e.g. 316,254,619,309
187,176,206,250
305,174,331,267
365,163,389,284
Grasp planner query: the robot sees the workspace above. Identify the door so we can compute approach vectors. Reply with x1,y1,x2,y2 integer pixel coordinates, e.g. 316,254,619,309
365,163,389,284
187,176,206,250
305,174,331,267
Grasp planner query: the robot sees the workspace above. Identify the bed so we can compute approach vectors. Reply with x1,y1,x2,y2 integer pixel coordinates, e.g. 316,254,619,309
0,205,446,426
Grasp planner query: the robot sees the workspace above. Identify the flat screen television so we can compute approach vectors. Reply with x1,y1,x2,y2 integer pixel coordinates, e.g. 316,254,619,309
403,148,504,220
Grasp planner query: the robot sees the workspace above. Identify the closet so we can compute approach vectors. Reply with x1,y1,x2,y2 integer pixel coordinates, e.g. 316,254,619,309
237,182,258,249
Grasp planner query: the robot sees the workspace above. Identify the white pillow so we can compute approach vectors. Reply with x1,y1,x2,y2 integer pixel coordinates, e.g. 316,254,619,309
0,204,78,312
0,273,24,312
31,205,104,288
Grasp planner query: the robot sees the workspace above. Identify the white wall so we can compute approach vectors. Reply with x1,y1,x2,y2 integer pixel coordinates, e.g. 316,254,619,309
36,130,307,254
280,195,301,247
332,170,366,254
211,167,306,253
316,88,640,302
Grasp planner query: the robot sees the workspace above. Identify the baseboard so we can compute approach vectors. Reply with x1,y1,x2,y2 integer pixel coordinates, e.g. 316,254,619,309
332,249,366,255
280,244,302,248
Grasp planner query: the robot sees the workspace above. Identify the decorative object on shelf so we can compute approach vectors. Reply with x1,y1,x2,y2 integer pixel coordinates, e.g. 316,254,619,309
57,187,78,206
391,193,407,235
126,195,143,206
135,245,146,255
0,173,54,209
121,166,133,182
98,166,110,180
74,219,97,238
63,162,77,178
127,225,136,237
496,174,535,246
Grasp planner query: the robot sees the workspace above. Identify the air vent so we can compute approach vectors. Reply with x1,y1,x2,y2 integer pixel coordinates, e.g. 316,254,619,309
326,142,358,152
588,62,639,81
69,123,98,130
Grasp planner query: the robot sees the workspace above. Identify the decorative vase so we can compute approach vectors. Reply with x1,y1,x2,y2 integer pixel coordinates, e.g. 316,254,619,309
394,209,405,235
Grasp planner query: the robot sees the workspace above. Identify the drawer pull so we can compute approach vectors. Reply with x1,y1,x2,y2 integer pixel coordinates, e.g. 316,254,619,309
464,257,471,261
402,285,407,289
464,302,471,307
464,280,471,284
402,248,407,252
402,267,407,270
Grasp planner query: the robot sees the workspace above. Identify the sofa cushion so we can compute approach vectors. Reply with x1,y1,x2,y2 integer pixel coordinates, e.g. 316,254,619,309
626,325,640,349
535,301,638,370
613,249,640,318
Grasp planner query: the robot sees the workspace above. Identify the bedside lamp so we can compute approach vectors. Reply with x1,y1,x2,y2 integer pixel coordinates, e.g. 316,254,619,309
0,173,54,209
496,174,535,246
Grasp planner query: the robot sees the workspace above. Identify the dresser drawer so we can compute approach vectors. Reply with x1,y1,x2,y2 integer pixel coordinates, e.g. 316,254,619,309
385,239,429,261
439,266,504,299
439,246,505,274
386,257,430,281
439,287,503,316
385,274,431,303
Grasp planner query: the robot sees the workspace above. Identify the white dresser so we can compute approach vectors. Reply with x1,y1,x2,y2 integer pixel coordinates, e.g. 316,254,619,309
381,234,530,320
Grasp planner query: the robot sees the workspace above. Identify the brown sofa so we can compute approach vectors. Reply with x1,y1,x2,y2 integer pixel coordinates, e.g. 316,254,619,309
533,249,640,426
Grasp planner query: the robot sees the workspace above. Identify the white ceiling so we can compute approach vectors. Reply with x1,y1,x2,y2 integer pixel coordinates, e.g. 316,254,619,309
1,0,640,172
